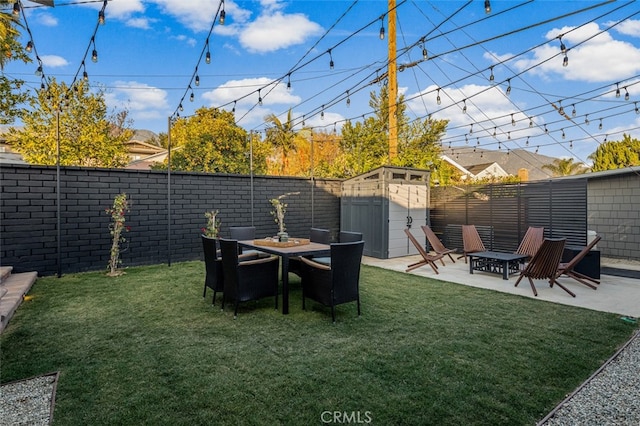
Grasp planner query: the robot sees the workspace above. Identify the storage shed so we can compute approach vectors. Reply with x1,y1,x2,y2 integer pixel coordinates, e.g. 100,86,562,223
341,166,430,259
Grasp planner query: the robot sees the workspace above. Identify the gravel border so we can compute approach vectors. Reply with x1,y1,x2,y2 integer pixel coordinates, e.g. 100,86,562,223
0,372,58,426
539,329,640,425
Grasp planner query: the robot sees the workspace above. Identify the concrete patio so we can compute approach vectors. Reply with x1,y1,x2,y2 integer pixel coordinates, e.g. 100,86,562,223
362,254,640,318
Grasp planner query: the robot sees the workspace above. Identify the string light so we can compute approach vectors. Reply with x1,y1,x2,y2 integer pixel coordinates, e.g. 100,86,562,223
469,123,473,134
526,136,530,146
636,102,639,114
559,35,566,53
489,66,494,82
529,117,533,127
493,127,496,137
422,44,428,60
569,140,573,149
511,113,515,126
189,87,195,102
585,114,590,125
462,99,467,114
615,83,621,98
287,74,291,90
561,128,565,139
82,62,88,81
563,53,568,67
98,3,106,25
205,40,211,64
484,0,491,14
506,79,511,96
558,101,564,116
219,0,226,25
625,87,630,101
328,49,334,70
436,88,441,105
13,1,20,15
25,40,33,52
379,16,385,40
258,89,262,106
179,103,184,112
571,104,576,117
195,70,200,86
346,90,351,107
599,119,603,130
321,105,325,120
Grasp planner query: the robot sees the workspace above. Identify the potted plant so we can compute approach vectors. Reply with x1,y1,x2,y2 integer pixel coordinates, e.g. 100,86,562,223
269,196,288,242
202,210,221,239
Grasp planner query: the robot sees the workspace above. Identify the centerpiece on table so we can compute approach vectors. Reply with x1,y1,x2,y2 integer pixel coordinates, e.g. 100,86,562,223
269,195,288,242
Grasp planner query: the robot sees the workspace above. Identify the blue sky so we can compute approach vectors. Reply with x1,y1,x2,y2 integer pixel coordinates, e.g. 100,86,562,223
6,0,640,164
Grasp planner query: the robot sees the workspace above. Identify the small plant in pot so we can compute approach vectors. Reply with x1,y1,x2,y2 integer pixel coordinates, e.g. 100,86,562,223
269,196,288,242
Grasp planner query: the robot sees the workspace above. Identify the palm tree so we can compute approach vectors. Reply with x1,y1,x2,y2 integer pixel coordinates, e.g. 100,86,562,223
542,158,588,177
264,109,297,175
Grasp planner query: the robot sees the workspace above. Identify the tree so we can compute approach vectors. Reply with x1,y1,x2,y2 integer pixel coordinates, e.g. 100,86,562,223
588,134,640,172
334,86,447,179
264,109,296,175
542,157,588,176
6,79,131,167
1,2,30,124
164,107,269,174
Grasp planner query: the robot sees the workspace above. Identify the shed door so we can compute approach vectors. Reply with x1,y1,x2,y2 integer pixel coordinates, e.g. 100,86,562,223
388,184,429,258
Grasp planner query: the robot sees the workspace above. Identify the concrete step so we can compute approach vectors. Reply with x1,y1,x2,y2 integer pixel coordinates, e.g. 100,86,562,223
0,269,38,334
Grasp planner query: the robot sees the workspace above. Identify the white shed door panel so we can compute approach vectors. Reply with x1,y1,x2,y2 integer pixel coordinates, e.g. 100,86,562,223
388,184,429,258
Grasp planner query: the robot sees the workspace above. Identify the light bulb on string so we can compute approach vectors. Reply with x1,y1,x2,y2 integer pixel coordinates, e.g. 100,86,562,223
572,104,576,117
35,65,43,77
179,103,184,112
195,74,200,87
258,89,262,106
219,2,226,26
98,10,105,25
544,125,548,133
635,102,639,114
493,127,496,137
599,119,603,130
232,101,236,114
422,44,428,60
585,114,590,125
616,83,621,98
569,141,573,149
346,90,350,107
484,0,491,14
563,54,568,67
526,136,529,146
507,132,510,140
286,74,291,91
561,129,565,139
489,66,494,82
26,41,33,52
13,2,20,15
92,49,98,63
328,49,334,70
529,117,533,127
506,79,511,96
511,113,515,126
559,36,566,53
469,124,473,134
321,105,325,120
625,87,630,101
189,86,195,102
436,88,441,105
205,40,211,64
558,101,564,116
462,99,467,114
302,115,306,126
379,17,385,40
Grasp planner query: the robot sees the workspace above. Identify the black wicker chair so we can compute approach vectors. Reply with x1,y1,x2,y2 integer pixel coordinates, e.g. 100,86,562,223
219,238,279,319
289,227,331,277
202,235,224,305
300,240,365,323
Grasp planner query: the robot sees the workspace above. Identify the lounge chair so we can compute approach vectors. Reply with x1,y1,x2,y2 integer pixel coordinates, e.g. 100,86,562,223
404,228,444,274
421,225,456,265
515,226,544,259
514,238,569,297
554,235,602,290
458,225,486,263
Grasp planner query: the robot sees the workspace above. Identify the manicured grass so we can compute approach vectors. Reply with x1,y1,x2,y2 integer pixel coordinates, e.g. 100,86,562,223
1,262,636,425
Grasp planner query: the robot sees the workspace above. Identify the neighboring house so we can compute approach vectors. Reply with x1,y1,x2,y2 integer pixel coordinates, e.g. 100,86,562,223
441,155,509,181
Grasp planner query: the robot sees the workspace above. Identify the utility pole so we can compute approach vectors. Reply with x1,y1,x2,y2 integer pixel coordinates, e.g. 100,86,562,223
388,0,398,159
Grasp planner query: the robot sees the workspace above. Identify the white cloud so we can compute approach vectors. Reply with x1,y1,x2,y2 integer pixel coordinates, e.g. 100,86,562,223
608,19,640,37
509,22,640,82
151,0,237,32
172,34,197,47
36,12,57,27
202,77,301,106
239,11,322,53
105,81,169,115
40,55,68,67
126,18,153,30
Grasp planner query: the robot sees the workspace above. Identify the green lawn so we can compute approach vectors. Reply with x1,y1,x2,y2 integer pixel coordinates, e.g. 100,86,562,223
1,261,636,425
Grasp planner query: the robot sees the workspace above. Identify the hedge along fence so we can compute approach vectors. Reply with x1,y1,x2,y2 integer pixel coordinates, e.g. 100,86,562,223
0,164,342,277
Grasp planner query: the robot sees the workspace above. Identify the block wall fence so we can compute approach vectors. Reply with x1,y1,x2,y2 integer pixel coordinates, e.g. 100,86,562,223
1,164,342,276
2,164,639,277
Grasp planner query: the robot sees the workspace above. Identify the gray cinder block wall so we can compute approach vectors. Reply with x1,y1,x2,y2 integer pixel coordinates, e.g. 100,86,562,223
587,171,640,260
0,165,341,276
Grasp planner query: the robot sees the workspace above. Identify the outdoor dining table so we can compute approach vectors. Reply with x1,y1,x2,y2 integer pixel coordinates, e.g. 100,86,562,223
238,239,331,314
468,251,528,280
